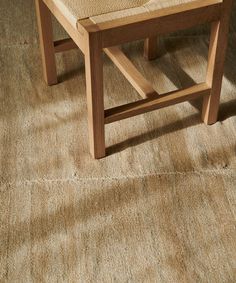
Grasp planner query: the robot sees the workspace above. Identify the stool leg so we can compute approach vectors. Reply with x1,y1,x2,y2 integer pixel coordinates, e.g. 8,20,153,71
202,1,232,125
85,35,105,159
144,37,159,60
35,0,57,85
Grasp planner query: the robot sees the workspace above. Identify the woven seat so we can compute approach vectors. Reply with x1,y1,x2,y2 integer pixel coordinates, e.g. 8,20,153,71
52,0,195,26
35,0,232,158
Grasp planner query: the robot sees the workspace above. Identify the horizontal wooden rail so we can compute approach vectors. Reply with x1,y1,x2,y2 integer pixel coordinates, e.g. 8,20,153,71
79,0,222,47
54,38,77,53
97,0,222,30
43,0,86,53
104,47,157,98
105,83,211,124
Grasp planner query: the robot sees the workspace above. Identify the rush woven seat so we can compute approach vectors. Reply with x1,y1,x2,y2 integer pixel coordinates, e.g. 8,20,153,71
51,0,195,26
35,0,232,158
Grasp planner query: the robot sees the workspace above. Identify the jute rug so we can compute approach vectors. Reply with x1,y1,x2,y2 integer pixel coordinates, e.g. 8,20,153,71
0,0,236,282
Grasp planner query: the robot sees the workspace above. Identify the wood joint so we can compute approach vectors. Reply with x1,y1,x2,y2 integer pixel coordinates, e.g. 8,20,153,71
104,46,158,99
105,83,211,124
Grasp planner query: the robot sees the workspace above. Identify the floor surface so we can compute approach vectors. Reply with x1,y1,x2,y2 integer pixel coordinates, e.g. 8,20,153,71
0,1,236,282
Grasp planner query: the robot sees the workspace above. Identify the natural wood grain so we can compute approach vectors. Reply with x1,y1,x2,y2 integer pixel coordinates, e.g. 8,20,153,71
105,83,210,124
78,0,222,48
87,0,222,30
144,37,159,60
35,0,232,157
202,0,233,124
85,33,106,159
43,0,86,54
35,0,57,85
104,46,157,99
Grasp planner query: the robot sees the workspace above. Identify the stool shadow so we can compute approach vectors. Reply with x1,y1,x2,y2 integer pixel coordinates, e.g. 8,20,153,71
107,98,236,155
107,32,236,156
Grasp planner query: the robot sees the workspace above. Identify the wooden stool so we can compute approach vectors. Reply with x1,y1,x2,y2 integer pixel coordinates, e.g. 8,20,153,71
35,0,233,159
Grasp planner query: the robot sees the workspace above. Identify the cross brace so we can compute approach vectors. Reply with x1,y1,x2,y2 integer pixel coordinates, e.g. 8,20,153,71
53,38,210,124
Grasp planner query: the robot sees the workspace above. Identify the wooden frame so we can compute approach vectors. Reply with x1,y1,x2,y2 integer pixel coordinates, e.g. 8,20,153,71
35,0,233,158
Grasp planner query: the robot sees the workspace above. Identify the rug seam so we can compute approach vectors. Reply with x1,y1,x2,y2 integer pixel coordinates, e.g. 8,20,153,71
0,168,235,188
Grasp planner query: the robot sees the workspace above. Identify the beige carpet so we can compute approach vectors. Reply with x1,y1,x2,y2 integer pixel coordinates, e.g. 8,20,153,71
1,0,236,282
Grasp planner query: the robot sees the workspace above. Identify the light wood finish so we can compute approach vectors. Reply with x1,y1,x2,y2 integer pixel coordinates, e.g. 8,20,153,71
202,0,233,124
80,0,222,48
88,0,222,30
35,0,57,85
35,0,232,158
144,37,159,60
43,0,87,54
85,32,106,159
104,46,157,99
54,38,77,53
105,83,210,124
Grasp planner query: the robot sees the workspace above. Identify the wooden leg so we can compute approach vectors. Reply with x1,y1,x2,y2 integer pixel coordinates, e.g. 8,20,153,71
85,34,105,159
202,1,232,125
144,37,159,60
35,0,57,85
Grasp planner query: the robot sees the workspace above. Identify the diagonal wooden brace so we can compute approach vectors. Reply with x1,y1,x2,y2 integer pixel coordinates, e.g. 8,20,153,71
104,46,158,99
